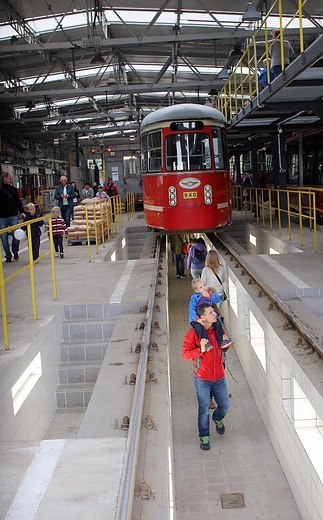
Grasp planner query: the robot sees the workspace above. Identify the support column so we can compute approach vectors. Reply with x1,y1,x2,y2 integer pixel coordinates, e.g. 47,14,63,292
277,129,288,227
74,132,79,168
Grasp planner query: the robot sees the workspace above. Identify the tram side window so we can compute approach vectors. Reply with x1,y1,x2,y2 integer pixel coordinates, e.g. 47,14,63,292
141,131,162,172
166,133,211,171
212,128,225,170
141,134,148,173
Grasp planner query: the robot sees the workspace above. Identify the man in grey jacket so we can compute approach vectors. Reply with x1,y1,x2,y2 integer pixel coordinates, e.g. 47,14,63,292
269,29,294,78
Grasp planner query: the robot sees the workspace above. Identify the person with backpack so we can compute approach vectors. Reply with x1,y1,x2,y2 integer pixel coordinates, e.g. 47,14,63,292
187,236,207,279
104,177,119,197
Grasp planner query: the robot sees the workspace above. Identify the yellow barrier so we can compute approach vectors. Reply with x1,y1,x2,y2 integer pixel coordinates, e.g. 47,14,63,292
231,184,319,252
1,196,137,347
68,195,132,262
0,215,57,350
126,192,136,220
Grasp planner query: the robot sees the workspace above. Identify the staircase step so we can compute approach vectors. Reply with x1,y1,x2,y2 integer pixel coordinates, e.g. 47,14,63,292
60,342,108,363
56,383,95,408
62,320,115,342
58,361,101,385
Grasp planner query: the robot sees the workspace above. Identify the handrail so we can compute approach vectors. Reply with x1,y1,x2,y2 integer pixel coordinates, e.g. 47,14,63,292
126,192,136,219
1,197,136,347
216,0,310,120
214,232,323,358
69,197,123,262
0,215,57,350
231,184,321,252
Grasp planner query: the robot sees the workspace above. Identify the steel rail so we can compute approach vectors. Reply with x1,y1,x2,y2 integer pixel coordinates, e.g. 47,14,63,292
210,233,323,359
115,235,162,520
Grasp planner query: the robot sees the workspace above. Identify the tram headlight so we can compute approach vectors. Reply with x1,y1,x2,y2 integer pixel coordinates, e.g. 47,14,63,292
168,186,177,206
204,184,212,205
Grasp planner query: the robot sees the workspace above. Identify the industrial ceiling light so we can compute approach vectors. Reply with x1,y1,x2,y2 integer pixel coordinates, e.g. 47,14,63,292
228,44,243,59
242,2,262,21
107,75,117,85
25,100,35,109
90,50,105,64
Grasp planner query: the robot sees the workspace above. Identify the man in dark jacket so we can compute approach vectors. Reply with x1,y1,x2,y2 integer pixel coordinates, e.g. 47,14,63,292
0,171,26,262
182,303,230,450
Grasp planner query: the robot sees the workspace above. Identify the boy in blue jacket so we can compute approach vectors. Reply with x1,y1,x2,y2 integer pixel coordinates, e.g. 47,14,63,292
189,278,233,352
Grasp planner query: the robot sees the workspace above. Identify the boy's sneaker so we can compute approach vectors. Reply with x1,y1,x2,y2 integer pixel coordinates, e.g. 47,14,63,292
60,253,64,258
214,420,225,435
220,339,234,350
200,436,210,450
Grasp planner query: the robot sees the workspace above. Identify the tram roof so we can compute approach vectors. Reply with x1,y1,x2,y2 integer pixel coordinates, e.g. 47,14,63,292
140,103,226,129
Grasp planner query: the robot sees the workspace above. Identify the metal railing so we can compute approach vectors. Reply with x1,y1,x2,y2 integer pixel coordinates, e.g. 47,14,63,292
217,0,310,120
0,196,138,348
0,215,57,350
68,196,125,262
231,184,322,252
126,192,136,219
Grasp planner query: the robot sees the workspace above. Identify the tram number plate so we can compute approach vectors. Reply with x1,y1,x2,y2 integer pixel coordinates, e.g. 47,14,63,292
183,191,197,199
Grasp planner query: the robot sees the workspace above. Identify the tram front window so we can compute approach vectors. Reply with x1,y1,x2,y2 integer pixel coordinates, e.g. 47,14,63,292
166,133,211,171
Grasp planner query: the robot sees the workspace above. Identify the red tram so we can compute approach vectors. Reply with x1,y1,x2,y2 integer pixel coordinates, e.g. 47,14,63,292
140,103,232,232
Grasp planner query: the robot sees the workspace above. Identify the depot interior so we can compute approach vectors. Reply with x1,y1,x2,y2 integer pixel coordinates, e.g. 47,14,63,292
0,1,322,212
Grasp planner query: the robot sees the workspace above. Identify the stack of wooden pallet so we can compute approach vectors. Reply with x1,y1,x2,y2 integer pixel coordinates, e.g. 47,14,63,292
67,198,112,243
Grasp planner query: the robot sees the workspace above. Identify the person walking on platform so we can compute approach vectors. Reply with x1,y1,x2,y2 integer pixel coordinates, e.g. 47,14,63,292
54,175,74,227
187,236,207,279
81,181,94,200
170,233,190,278
201,249,228,309
182,303,231,451
104,177,119,197
0,171,25,262
49,206,67,259
23,203,44,261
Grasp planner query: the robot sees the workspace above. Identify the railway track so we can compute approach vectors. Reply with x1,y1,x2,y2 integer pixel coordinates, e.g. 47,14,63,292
207,232,323,360
115,234,172,520
115,228,322,520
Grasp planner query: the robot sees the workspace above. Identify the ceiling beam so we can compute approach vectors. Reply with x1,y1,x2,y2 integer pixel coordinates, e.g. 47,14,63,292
1,79,225,102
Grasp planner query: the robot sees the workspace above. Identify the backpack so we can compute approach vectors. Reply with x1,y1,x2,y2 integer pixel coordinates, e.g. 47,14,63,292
193,247,204,265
